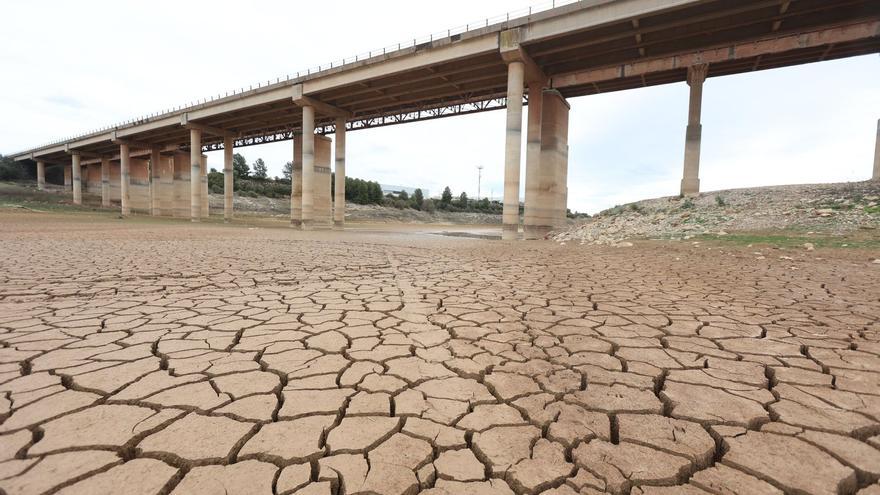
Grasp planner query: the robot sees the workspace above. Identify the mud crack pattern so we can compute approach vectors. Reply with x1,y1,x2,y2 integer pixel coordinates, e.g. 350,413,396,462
0,214,879,495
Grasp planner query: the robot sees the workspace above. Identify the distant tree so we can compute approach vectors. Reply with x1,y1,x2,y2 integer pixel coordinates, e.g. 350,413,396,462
282,161,293,181
207,170,224,193
441,186,453,206
411,189,424,210
458,191,468,209
398,190,409,201
369,181,384,204
0,154,26,181
252,158,268,180
232,153,250,179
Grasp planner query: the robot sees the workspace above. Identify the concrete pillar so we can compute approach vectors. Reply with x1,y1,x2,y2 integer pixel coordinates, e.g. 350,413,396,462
101,157,110,207
190,129,202,222
71,154,82,205
313,136,333,227
523,83,544,240
120,144,131,216
681,64,708,196
150,148,161,216
502,61,525,240
290,134,303,227
301,105,315,230
36,161,45,190
542,90,570,230
201,153,208,218
64,165,71,191
224,137,234,222
334,118,346,229
873,118,879,181
524,90,570,238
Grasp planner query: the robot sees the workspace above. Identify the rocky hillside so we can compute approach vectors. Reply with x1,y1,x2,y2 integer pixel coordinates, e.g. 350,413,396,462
552,181,880,245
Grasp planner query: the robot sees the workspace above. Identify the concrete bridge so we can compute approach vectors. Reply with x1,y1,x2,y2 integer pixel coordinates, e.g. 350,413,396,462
12,0,880,238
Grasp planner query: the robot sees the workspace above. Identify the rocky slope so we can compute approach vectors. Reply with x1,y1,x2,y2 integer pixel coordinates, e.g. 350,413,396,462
552,181,880,245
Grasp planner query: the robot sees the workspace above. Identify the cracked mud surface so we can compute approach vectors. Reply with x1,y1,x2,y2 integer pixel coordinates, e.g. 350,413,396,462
1,212,879,495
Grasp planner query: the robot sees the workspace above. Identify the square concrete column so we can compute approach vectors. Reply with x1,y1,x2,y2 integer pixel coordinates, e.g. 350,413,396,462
150,148,161,216
71,154,82,205
291,134,303,228
523,83,544,240
301,105,315,230
224,137,234,222
36,161,45,190
334,117,346,229
543,90,570,229
64,165,71,191
525,90,570,238
873,118,879,181
201,153,208,218
190,129,202,222
502,61,525,240
681,64,708,196
120,144,131,216
101,157,110,207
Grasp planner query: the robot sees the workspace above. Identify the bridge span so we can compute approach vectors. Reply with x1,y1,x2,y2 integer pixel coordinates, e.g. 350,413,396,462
12,0,880,238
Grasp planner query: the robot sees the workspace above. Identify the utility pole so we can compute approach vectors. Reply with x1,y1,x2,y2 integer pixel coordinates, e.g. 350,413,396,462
477,165,484,200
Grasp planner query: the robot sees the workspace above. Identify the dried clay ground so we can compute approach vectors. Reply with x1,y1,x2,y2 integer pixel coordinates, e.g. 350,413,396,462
0,210,879,495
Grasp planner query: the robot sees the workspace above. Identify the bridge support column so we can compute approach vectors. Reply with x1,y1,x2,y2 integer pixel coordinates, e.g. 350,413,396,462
681,64,707,196
190,129,202,222
71,154,82,205
301,106,315,230
873,118,879,181
36,161,45,190
101,157,110,207
224,137,234,222
523,83,544,240
334,118,346,230
291,134,302,228
543,90,570,231
150,148,161,216
120,144,131,216
502,61,525,240
64,164,71,191
525,89,570,238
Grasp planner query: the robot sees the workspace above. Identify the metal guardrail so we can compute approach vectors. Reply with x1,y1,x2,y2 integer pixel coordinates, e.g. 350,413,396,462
16,0,581,154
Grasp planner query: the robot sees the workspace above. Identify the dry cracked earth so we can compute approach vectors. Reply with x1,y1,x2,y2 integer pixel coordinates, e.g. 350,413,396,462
1,211,879,495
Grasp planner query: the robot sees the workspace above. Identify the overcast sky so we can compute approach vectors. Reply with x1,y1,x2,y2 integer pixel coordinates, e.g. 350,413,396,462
2,1,878,213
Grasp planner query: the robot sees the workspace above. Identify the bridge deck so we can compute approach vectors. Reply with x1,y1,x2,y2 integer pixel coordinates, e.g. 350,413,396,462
14,0,880,164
